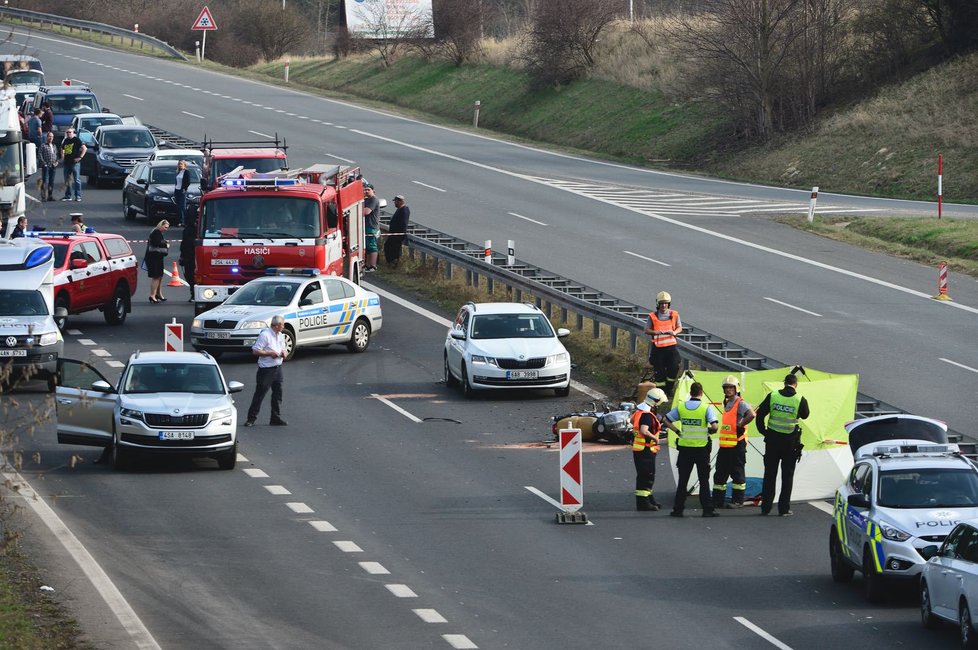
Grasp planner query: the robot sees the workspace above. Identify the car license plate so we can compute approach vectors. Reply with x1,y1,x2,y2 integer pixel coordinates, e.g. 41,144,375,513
212,259,239,266
507,370,538,379
206,331,231,339
159,431,195,440
0,350,27,357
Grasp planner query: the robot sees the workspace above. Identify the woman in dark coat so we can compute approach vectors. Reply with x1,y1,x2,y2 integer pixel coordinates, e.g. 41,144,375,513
179,217,197,302
145,220,170,303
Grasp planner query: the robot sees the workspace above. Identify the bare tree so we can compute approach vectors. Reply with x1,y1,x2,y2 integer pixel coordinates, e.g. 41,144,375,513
349,0,434,67
519,0,626,88
430,0,487,65
225,0,313,62
918,0,978,56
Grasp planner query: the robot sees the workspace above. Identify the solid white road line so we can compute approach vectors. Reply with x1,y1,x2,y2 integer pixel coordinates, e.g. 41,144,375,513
413,609,447,623
242,468,269,478
308,520,338,532
507,212,548,226
181,111,205,119
624,250,670,267
359,561,390,575
325,152,356,164
762,297,822,318
334,541,363,553
0,462,162,650
734,616,793,650
162,268,189,286
941,358,978,374
286,502,314,514
809,500,834,515
524,486,561,509
371,393,422,423
386,584,418,598
248,130,273,139
264,485,291,495
443,633,479,649
413,180,446,192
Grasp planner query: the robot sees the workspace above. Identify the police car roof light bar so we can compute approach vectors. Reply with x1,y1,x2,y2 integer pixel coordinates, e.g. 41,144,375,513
265,267,320,277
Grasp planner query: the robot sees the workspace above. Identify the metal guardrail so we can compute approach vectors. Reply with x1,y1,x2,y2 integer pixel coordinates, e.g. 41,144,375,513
0,7,187,61
145,125,201,150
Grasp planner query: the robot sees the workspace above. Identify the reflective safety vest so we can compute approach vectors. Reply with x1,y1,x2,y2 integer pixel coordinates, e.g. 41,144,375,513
649,310,679,348
632,411,660,453
718,397,745,448
767,392,801,434
676,400,710,448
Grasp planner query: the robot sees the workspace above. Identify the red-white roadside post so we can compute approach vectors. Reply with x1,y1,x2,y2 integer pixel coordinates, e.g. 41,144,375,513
164,318,184,352
806,186,818,223
938,153,943,220
484,240,492,264
556,428,587,524
284,60,290,83
933,261,952,301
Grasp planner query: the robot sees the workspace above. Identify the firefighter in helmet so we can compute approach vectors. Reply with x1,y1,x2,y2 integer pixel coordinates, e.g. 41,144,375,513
644,291,683,397
632,387,668,511
711,375,755,509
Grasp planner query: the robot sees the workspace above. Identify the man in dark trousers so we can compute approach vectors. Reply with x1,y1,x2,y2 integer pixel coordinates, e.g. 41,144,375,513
631,387,668,511
384,194,410,267
663,382,719,517
755,373,810,516
711,375,755,509
179,217,197,301
245,315,288,427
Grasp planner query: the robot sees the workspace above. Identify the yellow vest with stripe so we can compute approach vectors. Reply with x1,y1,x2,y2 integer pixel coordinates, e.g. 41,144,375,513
767,392,801,434
676,400,710,448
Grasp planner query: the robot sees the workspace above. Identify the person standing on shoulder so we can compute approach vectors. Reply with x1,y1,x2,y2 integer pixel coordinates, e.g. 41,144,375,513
145,220,170,303
60,128,86,202
663,381,719,518
244,315,288,428
632,387,669,512
383,194,410,267
645,291,683,397
711,375,755,509
362,183,380,272
173,160,191,227
755,373,810,516
40,102,53,135
10,216,28,239
38,131,58,201
26,108,43,157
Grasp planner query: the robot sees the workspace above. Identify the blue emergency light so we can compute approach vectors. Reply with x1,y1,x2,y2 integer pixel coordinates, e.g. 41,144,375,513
220,177,300,189
24,245,54,269
265,267,319,276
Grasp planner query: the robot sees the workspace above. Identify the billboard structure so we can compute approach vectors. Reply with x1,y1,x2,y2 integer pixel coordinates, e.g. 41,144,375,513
346,0,434,39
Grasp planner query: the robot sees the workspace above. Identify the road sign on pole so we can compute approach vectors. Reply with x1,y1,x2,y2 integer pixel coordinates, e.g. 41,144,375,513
191,6,217,62
165,318,184,352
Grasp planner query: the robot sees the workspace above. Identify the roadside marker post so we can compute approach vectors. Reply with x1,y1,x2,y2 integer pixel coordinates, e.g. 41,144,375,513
933,261,952,301
806,186,818,223
164,318,184,352
284,60,290,83
507,240,515,266
556,428,587,524
484,240,492,264
938,153,943,220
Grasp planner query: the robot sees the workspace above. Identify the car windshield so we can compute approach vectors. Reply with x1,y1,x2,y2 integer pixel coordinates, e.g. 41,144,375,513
81,116,121,130
212,157,285,179
48,95,98,114
878,468,978,508
150,166,200,185
471,313,555,339
201,196,320,239
7,71,43,85
123,363,224,395
0,141,22,182
224,281,297,306
0,289,48,316
102,130,155,148
51,243,69,268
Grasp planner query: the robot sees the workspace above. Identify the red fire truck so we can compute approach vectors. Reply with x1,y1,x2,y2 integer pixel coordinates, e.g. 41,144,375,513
192,165,366,314
199,138,288,191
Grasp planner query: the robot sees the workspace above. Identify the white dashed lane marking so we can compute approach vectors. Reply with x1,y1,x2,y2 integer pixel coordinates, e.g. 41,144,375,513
66,329,83,336
443,634,479,649
359,562,390,575
308,520,338,532
243,468,270,478
386,584,418,598
286,502,314,514
333,541,363,553
264,485,291,495
413,609,447,623
91,349,111,357
78,338,96,345
105,360,125,368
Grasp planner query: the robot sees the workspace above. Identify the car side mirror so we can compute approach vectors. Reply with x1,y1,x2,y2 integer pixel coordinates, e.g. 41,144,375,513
227,380,244,394
136,179,147,186
70,258,87,269
920,544,940,561
450,330,466,341
91,380,113,393
556,328,570,338
847,493,871,509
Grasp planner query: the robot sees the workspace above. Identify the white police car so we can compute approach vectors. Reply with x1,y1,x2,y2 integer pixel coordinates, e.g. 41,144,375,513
830,414,978,603
191,268,382,361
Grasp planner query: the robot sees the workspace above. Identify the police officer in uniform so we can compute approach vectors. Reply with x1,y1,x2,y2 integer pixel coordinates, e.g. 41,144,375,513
663,382,719,517
632,388,668,512
755,373,810,516
711,375,755,509
645,291,683,397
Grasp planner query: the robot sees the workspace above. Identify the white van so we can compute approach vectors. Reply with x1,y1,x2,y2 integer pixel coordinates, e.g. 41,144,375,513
0,237,65,390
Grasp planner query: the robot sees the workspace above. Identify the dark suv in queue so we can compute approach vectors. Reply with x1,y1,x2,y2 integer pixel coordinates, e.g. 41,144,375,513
82,124,158,187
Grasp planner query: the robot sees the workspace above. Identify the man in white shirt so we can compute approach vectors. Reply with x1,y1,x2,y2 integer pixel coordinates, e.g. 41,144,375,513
244,315,288,427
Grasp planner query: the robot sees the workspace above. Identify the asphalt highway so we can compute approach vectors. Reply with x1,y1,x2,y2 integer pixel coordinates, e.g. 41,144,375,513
0,26,971,649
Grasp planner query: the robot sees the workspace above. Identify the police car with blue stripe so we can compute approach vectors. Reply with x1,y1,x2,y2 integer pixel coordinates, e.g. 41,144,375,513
830,414,978,603
190,268,381,361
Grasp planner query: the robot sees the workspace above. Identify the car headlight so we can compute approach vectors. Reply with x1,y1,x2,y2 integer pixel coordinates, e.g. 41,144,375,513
470,355,498,367
151,195,172,203
98,152,116,161
212,408,233,420
38,331,60,346
192,318,202,328
240,320,268,330
880,522,912,542
120,407,143,420
545,352,569,367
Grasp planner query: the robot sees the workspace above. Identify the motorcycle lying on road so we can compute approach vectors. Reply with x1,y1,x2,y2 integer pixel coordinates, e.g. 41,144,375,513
550,401,637,445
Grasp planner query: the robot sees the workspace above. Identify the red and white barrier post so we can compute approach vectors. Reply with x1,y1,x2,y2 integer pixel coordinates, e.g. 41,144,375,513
938,153,943,220
933,261,952,301
484,239,492,264
284,60,290,83
556,428,587,524
164,318,184,352
806,186,818,223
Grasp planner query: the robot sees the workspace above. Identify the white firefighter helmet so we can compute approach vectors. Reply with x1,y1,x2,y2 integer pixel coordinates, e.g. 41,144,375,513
721,375,740,388
656,291,672,304
645,387,668,406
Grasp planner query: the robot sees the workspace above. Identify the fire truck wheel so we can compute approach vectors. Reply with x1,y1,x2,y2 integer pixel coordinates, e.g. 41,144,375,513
123,197,136,221
347,318,371,353
103,285,129,325
283,327,297,361
54,294,69,331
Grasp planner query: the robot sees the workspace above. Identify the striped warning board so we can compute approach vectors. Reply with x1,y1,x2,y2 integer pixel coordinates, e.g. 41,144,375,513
164,321,184,352
559,429,583,512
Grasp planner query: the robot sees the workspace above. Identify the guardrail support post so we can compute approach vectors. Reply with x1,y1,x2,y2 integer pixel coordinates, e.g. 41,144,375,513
486,276,493,294
610,326,619,349
444,261,452,280
561,307,568,323
592,320,600,339
576,314,584,330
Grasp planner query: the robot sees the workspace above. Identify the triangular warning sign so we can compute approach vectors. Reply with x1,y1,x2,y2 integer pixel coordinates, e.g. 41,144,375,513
192,5,218,30
560,488,580,506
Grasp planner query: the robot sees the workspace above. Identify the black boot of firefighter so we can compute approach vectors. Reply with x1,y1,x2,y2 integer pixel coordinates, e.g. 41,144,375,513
728,488,745,509
712,489,726,510
636,496,655,511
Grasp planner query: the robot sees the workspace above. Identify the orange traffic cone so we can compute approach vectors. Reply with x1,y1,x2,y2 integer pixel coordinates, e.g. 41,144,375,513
168,261,184,287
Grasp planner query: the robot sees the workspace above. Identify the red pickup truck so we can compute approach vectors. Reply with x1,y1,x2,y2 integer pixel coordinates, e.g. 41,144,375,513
40,231,138,329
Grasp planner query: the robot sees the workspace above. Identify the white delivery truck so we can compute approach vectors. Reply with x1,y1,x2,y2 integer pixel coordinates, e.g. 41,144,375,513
0,236,65,390
0,84,37,235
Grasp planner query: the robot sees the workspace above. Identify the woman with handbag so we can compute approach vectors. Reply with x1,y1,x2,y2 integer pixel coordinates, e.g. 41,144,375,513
145,220,171,303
